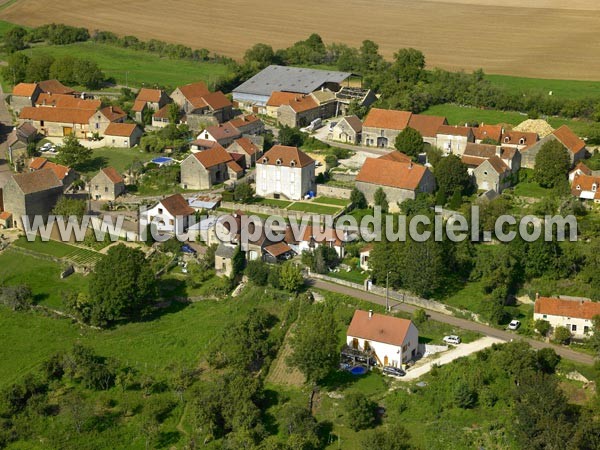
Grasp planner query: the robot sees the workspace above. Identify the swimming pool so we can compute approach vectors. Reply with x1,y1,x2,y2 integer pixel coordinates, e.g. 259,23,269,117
350,366,367,375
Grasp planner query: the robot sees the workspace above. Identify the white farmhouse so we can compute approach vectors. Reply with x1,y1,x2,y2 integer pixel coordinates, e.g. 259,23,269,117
255,145,315,201
346,310,419,367
534,295,600,339
140,193,195,235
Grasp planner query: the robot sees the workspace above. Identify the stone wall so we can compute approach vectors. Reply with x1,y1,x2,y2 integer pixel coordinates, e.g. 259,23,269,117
316,185,352,199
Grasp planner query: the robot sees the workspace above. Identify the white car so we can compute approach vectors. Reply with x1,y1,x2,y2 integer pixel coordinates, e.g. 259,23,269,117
443,335,461,345
508,320,521,330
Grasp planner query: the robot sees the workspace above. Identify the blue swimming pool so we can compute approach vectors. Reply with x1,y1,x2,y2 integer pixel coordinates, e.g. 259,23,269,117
350,366,367,376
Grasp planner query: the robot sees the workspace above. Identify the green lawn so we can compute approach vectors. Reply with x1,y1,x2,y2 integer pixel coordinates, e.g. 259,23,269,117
512,181,553,198
0,249,89,309
313,196,350,207
422,103,600,138
287,202,342,215
254,197,293,208
486,74,600,100
328,268,369,285
73,146,161,176
13,237,104,266
14,41,230,89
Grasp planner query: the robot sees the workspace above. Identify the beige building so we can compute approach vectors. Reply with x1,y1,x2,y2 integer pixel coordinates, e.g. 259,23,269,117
132,88,171,122
227,137,261,168
171,81,233,128
330,116,362,144
534,295,600,339
256,145,316,200
215,243,237,278
521,125,586,169
90,167,125,201
461,143,520,194
362,108,412,148
436,125,475,155
104,123,144,148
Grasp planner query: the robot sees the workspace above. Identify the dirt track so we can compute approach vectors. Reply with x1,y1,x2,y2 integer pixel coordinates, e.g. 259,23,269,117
2,0,600,80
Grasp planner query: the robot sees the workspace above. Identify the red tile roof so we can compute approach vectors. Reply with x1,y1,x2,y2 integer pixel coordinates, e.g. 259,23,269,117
552,125,586,155
301,226,344,247
160,194,194,217
571,173,600,200
363,108,412,131
28,157,71,181
131,99,147,112
501,130,538,146
407,114,447,138
0,211,12,221
200,91,232,110
35,93,100,110
356,158,428,191
535,296,600,320
12,83,39,97
104,122,139,137
226,160,244,173
284,95,319,113
20,106,96,124
485,155,510,174
229,114,260,129
347,310,413,346
266,91,304,107
37,80,74,95
12,168,62,194
473,124,503,142
231,137,259,156
378,151,412,163
264,241,293,258
177,81,210,102
136,88,163,103
260,145,314,168
437,124,472,137
193,145,233,169
101,167,124,184
152,104,171,120
202,122,242,141
99,105,127,122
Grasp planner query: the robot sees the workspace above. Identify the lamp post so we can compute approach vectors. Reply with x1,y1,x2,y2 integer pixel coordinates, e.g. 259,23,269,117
386,270,391,312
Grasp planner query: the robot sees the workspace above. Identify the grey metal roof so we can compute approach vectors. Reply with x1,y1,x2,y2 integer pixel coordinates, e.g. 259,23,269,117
233,65,352,97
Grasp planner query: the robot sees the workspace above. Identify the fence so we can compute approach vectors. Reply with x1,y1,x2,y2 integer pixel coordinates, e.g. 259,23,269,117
308,272,484,324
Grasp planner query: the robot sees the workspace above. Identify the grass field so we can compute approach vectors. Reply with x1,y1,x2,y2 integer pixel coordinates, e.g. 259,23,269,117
72,146,161,176
13,237,104,266
423,103,600,137
287,202,342,215
312,196,351,207
15,41,229,89
486,74,600,100
512,181,553,198
4,0,600,80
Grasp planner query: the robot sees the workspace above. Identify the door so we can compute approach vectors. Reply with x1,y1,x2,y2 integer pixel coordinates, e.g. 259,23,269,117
383,356,389,366
352,338,358,349
63,127,73,136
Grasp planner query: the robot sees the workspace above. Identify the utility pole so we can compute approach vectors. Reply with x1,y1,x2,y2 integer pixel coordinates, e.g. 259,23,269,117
386,270,390,312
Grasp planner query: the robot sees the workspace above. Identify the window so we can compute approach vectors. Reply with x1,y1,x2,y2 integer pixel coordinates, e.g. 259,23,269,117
504,136,510,143
543,314,547,319
290,160,296,167
158,208,163,214
576,185,581,191
95,123,99,129
593,184,597,192
94,185,99,191
519,138,525,145
104,187,108,193
276,158,282,166
572,324,577,332
483,171,488,176
584,326,590,334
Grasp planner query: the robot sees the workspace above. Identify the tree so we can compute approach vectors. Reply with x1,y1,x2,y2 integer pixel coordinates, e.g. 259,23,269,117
234,182,254,203
2,52,29,84
454,381,477,409
288,303,338,385
394,127,424,159
553,326,571,345
374,187,389,213
279,262,304,292
88,244,156,325
244,43,276,69
401,239,447,298
359,40,384,73
25,54,55,82
245,260,270,286
52,197,87,219
231,246,245,279
350,187,367,210
278,126,305,147
3,26,28,53
345,392,376,431
279,404,320,448
435,154,471,197
56,135,92,168
589,315,600,357
0,285,32,311
168,103,180,124
534,140,571,188
412,308,428,324
536,348,560,374
448,190,462,210
360,427,413,450
534,319,551,337
392,48,425,83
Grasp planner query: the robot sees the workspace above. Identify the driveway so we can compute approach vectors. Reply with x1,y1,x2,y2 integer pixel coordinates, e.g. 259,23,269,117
401,337,504,381
307,278,596,366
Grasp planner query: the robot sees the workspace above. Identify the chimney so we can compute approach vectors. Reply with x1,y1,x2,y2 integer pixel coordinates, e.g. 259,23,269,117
495,146,501,157
368,309,373,318
408,162,413,170
535,292,539,300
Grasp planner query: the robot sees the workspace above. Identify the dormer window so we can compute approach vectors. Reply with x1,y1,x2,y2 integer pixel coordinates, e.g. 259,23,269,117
593,184,597,192
504,136,510,143
276,158,282,166
290,160,296,167
519,138,525,145
262,157,268,164
576,185,581,190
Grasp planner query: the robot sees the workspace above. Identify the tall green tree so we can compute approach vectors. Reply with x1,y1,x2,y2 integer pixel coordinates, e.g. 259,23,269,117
56,135,92,168
534,140,571,188
3,26,28,53
244,43,276,69
52,197,87,220
435,154,471,197
374,187,389,213
25,54,55,82
2,53,29,84
288,303,338,385
279,262,304,292
394,127,424,159
392,48,425,83
350,187,367,210
345,392,376,431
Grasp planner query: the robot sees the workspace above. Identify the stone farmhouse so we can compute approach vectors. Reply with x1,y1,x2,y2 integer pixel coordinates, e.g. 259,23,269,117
405,114,447,147
355,153,435,211
132,88,171,122
569,163,600,203
472,124,503,144
90,167,125,201
141,193,195,234
28,157,78,189
296,225,346,258
228,114,264,135
255,145,316,201
180,145,243,190
171,81,233,129
7,123,37,165
346,310,419,367
521,125,586,169
362,108,412,148
330,115,363,144
10,79,74,113
534,295,600,339
461,143,520,194
265,92,304,118
197,122,242,147
276,90,338,128
103,123,144,148
2,168,63,229
500,130,538,150
436,125,475,155
227,137,261,168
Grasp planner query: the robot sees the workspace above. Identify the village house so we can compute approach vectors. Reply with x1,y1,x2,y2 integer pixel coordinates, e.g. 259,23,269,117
276,94,321,128
7,123,37,165
227,137,261,168
141,193,195,234
500,130,538,151
151,105,173,128
89,167,125,201
472,124,503,144
35,93,101,110
334,86,377,116
10,80,74,113
265,92,304,118
346,310,419,367
215,243,238,277
89,106,127,135
534,295,600,339
436,125,475,155
197,122,242,147
132,88,171,122
0,211,13,229
190,139,217,152
355,154,436,211
180,145,243,190
28,157,78,189
362,108,412,148
296,225,346,258
228,114,264,135
570,162,600,202
2,168,63,230
19,106,97,138
330,115,362,144
171,81,233,128
521,125,586,169
461,143,520,193
103,123,144,148
233,65,352,113
256,145,316,201
359,244,373,271
407,114,447,147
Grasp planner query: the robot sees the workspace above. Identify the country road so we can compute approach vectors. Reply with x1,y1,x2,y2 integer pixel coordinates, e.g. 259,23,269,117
307,278,597,366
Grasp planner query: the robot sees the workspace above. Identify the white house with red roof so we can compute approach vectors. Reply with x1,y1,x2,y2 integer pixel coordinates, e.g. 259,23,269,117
436,125,475,155
534,295,600,339
140,193,195,234
255,145,315,201
346,310,419,367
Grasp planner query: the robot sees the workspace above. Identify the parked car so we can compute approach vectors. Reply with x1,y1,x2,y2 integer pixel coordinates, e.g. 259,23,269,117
508,320,521,330
443,335,461,345
382,366,405,377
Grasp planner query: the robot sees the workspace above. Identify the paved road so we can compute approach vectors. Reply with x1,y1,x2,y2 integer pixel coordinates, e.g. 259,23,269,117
307,278,596,366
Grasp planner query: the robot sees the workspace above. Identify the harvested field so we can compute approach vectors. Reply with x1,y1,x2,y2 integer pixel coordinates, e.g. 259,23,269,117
266,326,305,387
2,0,600,80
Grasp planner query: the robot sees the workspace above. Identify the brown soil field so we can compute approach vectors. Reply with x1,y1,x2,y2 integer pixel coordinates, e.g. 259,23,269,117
2,0,600,80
